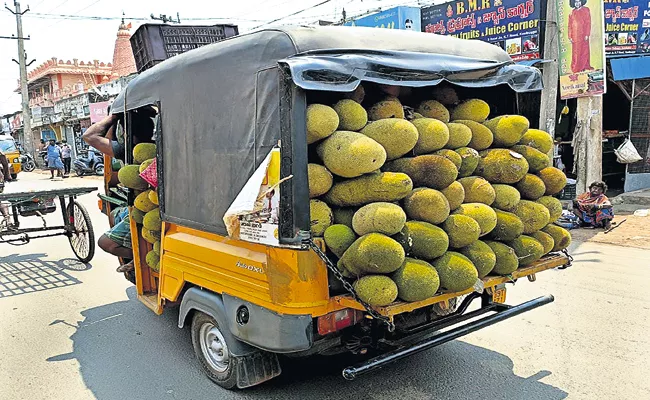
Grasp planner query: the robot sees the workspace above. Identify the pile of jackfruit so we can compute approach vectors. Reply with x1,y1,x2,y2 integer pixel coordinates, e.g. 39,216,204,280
307,86,571,307
117,142,161,272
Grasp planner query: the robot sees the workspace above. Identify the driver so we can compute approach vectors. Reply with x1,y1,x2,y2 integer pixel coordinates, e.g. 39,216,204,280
0,149,11,182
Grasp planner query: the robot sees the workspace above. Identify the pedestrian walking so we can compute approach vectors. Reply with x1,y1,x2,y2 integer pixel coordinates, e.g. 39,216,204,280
60,140,72,175
46,139,64,180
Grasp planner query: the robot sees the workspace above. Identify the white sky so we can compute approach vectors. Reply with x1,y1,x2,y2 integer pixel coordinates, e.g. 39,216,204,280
0,0,434,114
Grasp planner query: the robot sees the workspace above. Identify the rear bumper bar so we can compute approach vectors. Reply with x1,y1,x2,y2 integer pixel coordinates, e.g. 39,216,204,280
342,294,554,380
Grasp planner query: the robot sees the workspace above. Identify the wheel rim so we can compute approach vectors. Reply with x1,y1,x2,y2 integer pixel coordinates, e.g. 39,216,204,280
199,322,230,373
69,203,90,260
95,166,104,175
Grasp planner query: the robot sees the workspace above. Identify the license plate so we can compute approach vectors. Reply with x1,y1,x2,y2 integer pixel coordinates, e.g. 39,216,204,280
492,287,506,303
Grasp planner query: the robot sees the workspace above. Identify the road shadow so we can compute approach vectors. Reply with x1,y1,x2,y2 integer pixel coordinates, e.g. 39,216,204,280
45,287,567,400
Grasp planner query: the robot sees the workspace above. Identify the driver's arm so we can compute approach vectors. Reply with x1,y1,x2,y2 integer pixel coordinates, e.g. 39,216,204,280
82,114,119,157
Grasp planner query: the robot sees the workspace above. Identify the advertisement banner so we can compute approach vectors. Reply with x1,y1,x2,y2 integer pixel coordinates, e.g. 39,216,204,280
557,0,607,98
345,6,422,31
89,101,110,124
604,0,650,56
420,0,542,61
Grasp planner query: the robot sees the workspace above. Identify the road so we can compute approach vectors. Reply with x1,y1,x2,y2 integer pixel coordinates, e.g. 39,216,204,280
1,172,649,400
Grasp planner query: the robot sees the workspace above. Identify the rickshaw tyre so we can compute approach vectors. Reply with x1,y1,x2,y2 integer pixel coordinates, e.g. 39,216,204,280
10,174,17,180
67,200,96,263
191,312,240,389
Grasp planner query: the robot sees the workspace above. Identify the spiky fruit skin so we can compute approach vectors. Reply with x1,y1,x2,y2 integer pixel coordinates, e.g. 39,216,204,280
352,202,407,236
433,149,463,170
458,176,496,205
485,241,519,275
537,196,563,222
143,208,162,231
384,155,458,190
455,120,494,150
135,190,157,212
538,167,567,195
542,224,572,251
476,149,529,184
153,240,161,254
333,99,368,131
492,184,521,211
440,181,465,211
324,172,413,207
306,104,339,144
417,100,450,122
518,129,553,154
148,190,159,205
403,188,450,225
391,258,440,302
317,131,386,178
442,214,481,249
452,203,497,237
338,233,406,275
361,119,419,160
310,199,333,236
412,118,450,154
332,207,357,228
514,200,550,234
531,231,555,254
483,115,530,147
508,235,545,266
308,163,333,198
118,165,148,190
460,240,497,278
488,210,525,241
515,174,547,200
324,224,357,258
142,228,160,244
450,99,490,122
444,123,473,149
353,275,398,306
368,97,405,120
456,147,480,177
133,143,157,164
510,145,550,173
139,158,154,173
432,251,479,292
130,208,145,224
405,221,449,260
146,250,160,272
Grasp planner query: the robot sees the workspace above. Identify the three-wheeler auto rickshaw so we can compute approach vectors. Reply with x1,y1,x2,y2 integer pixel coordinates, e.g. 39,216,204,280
99,26,570,389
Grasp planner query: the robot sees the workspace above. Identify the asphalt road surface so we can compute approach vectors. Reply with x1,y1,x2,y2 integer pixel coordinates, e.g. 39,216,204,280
1,172,649,400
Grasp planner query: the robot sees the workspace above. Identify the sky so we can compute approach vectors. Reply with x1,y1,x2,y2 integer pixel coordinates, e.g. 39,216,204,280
0,0,435,115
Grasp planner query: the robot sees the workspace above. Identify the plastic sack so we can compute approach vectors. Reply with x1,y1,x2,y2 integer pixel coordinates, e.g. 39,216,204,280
614,139,643,164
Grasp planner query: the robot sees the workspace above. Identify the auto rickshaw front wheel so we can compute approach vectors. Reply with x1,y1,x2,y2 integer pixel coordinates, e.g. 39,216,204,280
191,312,240,389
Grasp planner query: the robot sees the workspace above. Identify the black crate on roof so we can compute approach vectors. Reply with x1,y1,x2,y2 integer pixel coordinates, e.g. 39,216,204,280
130,23,239,72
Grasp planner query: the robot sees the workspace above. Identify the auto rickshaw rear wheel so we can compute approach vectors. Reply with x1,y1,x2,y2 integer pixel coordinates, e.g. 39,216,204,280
191,312,239,389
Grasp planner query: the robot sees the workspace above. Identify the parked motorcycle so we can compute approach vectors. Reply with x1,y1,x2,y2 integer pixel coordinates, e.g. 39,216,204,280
19,153,36,172
73,149,104,176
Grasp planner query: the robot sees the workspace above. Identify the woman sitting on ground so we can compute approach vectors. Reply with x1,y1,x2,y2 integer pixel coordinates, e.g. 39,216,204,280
573,181,614,229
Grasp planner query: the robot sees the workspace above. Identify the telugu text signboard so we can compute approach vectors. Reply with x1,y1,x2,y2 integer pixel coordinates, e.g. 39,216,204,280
345,6,422,31
605,0,650,56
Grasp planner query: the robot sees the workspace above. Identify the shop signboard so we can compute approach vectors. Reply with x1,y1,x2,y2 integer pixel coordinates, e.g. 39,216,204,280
89,101,111,123
420,0,542,61
344,6,422,31
604,0,650,56
557,0,607,98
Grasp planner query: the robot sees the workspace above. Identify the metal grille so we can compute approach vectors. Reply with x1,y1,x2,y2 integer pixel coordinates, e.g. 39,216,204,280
629,79,650,174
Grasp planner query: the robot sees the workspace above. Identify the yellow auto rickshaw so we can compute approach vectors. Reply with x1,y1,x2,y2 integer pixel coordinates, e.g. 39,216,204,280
0,134,21,180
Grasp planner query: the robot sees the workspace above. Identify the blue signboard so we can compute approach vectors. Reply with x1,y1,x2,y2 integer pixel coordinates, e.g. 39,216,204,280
345,6,422,31
604,0,650,56
421,0,542,61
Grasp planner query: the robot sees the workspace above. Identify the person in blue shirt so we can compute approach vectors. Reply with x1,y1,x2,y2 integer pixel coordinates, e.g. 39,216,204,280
46,139,65,180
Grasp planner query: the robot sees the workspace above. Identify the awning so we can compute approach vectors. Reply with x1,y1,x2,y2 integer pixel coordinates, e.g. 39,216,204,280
610,56,650,81
517,59,553,67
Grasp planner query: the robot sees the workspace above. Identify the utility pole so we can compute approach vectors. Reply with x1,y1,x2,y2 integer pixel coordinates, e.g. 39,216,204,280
538,2,558,151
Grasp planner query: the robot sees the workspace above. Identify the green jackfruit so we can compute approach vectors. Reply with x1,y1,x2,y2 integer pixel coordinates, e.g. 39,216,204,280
306,104,339,144
416,100,450,123
492,184,521,211
368,97,405,120
412,118,449,154
332,207,357,228
130,208,144,224
456,147,480,177
324,172,413,207
317,131,386,178
403,188,450,224
483,115,530,147
344,85,365,104
450,99,490,122
458,176,496,205
476,149,529,184
519,129,553,154
440,181,465,211
324,224,357,258
143,208,162,231
135,190,157,212
432,252,479,292
460,240,496,278
139,158,154,173
455,120,494,151
445,123,473,149
146,250,160,272
510,145,550,173
433,149,462,169
153,240,161,254
361,119,419,160
515,174,547,200
538,167,567,195
142,228,160,244
308,163,333,198
133,143,157,164
452,203,497,236
405,221,449,260
391,258,440,302
542,224,572,251
353,275,398,307
148,190,158,205
432,86,459,105
485,241,518,275
352,202,406,236
514,200,550,234
391,225,413,254
537,196,563,222
530,231,555,255
488,210,524,241
339,233,405,275
310,199,333,236
442,214,481,248
508,235,544,266
333,99,368,131
118,164,148,190
384,155,458,190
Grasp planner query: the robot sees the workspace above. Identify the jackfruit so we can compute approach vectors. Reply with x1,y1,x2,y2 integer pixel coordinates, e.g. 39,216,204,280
510,145,550,173
542,224,572,251
368,97,405,120
317,131,386,178
433,149,462,169
442,214,481,248
537,196,563,222
455,120,494,151
384,155,458,190
353,275,398,307
452,203,497,236
538,167,567,195
118,164,148,190
460,240,496,278
146,250,160,272
519,129,553,154
344,85,366,104
153,240,161,254
412,118,449,154
332,207,357,228
308,163,333,198
405,221,449,260
530,231,555,255
416,100,450,123
324,224,357,258
333,99,368,131
485,241,518,275
508,235,544,266
483,115,530,147
148,189,159,205
476,149,529,184
403,188,450,224
130,208,144,224
411,112,424,120
391,225,413,254
339,233,405,275
441,181,465,211
456,147,480,177
450,99,490,122
143,208,162,231
133,143,156,164
306,104,339,144
134,190,157,212
515,174,547,200
139,158,154,173
513,200,550,234
458,176,496,205
310,199,333,236
391,258,440,302
352,202,406,236
488,210,524,241
141,228,160,244
432,86,459,105
445,123,473,149
324,172,413,207
361,119,419,160
492,184,521,212
432,252,479,292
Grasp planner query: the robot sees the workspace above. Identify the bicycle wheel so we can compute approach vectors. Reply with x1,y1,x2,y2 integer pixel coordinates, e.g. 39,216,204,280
67,200,96,263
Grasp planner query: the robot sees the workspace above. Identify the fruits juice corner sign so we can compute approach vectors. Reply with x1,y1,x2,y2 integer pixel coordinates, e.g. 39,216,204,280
556,0,607,99
604,0,650,56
